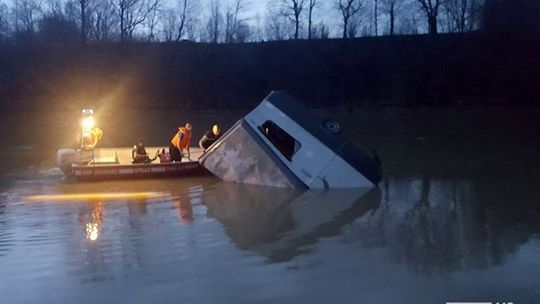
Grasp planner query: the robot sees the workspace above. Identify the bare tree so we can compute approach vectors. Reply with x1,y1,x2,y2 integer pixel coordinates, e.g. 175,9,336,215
205,0,221,43
185,19,197,40
444,0,481,32
0,2,10,42
79,0,88,42
316,21,329,38
162,9,175,41
88,0,118,41
415,0,442,35
234,20,250,42
12,0,43,33
145,0,159,41
466,0,483,31
398,10,420,34
348,12,361,37
251,13,264,41
44,0,63,17
38,9,79,43
46,0,88,42
381,0,403,35
373,0,378,35
63,0,79,23
279,0,307,39
112,0,159,43
307,0,316,39
173,0,199,41
335,0,362,38
265,6,292,40
224,0,246,43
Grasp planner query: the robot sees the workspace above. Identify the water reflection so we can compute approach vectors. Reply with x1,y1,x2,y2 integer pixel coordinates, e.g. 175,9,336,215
62,188,197,283
203,183,381,262
0,172,538,303
352,177,467,274
2,179,213,285
204,177,540,274
375,176,540,275
174,196,193,224
80,201,104,241
25,192,170,203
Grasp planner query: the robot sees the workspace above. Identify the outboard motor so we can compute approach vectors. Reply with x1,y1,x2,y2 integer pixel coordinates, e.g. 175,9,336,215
57,149,77,174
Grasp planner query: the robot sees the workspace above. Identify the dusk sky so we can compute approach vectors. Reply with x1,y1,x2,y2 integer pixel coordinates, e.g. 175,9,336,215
236,1,350,25
217,0,339,27
207,0,422,37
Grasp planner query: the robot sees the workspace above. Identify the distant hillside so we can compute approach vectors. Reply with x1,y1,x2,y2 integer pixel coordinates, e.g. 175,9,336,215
0,32,538,113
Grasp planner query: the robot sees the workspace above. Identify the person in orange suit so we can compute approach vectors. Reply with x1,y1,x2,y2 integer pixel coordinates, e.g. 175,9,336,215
170,123,192,162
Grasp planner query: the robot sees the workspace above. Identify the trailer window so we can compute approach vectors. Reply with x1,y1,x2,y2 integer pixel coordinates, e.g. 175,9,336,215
259,121,301,161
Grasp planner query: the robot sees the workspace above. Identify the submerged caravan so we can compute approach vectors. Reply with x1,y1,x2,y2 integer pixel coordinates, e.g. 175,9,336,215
199,91,382,189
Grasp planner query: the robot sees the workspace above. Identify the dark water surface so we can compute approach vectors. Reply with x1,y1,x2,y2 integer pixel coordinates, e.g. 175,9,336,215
1,109,540,303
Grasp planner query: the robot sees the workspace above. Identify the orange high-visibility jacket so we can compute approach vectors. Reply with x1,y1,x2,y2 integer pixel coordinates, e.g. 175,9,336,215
78,127,103,150
171,127,191,150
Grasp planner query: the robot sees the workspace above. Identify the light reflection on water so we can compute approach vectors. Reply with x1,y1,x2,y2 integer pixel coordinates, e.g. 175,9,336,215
25,192,171,203
0,172,539,303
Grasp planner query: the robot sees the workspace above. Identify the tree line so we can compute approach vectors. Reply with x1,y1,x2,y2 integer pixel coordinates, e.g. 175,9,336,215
1,0,535,45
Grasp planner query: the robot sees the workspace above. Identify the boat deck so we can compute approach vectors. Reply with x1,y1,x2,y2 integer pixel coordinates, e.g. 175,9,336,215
80,147,205,166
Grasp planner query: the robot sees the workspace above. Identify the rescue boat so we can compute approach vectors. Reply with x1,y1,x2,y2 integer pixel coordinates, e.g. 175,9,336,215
57,147,209,181
199,91,382,189
56,108,208,181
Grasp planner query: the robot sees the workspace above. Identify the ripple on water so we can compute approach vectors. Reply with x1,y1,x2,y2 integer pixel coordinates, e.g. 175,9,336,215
0,193,14,258
0,224,15,257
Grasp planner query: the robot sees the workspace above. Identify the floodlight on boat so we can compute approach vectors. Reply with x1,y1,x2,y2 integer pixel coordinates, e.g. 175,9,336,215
81,108,95,130
82,117,95,129
82,108,94,116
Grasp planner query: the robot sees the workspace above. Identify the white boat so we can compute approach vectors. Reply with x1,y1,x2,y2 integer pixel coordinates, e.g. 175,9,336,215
199,91,382,189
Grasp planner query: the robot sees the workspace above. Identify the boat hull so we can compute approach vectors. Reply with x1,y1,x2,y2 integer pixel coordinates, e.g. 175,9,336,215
57,146,210,181
66,161,210,181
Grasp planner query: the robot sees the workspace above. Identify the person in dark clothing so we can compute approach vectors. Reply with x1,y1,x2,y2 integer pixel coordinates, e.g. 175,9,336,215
132,137,157,163
198,124,222,150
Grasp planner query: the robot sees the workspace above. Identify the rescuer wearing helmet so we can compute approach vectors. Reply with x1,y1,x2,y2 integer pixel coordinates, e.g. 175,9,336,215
198,124,222,150
170,123,192,162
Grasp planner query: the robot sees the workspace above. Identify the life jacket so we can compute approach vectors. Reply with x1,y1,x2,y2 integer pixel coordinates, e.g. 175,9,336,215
79,127,103,150
171,127,191,150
